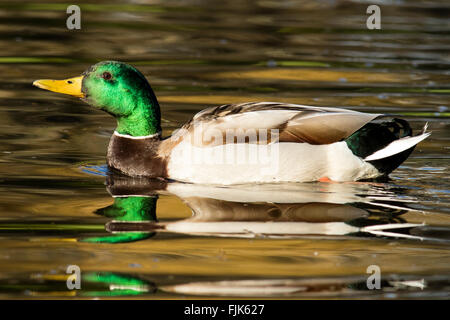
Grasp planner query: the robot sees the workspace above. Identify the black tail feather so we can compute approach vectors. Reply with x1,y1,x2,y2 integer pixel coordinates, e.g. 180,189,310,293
346,118,414,175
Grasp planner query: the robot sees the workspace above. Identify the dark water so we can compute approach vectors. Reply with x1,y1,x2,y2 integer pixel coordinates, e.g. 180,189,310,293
0,0,449,299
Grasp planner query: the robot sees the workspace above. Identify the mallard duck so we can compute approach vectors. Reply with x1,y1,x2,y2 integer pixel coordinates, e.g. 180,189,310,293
33,61,430,185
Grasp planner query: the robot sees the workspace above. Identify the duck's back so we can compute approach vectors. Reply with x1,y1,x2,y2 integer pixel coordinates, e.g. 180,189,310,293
161,102,428,184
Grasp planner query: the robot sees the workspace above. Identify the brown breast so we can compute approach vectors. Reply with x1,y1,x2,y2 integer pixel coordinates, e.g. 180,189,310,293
107,133,168,178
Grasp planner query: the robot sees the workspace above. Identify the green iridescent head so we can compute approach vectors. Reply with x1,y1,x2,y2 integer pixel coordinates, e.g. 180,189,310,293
34,61,161,136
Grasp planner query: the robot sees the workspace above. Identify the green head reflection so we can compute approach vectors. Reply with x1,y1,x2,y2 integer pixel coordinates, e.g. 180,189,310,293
81,196,158,244
81,272,155,297
95,196,157,222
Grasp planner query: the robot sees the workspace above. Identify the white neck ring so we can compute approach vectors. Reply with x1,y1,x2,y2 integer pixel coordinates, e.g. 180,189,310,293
113,131,161,140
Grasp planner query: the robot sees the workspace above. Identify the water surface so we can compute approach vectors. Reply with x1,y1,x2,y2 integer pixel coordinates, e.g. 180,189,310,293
0,0,449,299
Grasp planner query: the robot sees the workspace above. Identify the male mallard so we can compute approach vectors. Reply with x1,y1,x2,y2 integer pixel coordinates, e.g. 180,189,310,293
33,61,430,185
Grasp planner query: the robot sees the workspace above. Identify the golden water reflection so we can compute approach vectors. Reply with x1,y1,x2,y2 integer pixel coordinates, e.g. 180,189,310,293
12,171,442,298
0,0,449,299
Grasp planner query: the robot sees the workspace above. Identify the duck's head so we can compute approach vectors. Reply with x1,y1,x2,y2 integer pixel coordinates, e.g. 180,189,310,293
33,61,161,137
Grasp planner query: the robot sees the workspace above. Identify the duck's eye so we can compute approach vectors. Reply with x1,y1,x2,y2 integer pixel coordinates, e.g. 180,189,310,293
101,72,112,81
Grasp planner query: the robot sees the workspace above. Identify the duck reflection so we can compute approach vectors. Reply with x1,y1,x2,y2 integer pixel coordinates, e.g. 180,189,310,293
82,196,158,243
15,270,432,298
81,172,424,243
81,177,165,244
16,170,444,298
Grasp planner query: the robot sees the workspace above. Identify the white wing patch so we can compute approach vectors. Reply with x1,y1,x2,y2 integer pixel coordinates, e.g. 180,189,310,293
365,131,431,161
167,140,380,184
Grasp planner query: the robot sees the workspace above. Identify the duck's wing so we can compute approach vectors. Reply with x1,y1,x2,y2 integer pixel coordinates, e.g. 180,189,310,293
171,102,382,146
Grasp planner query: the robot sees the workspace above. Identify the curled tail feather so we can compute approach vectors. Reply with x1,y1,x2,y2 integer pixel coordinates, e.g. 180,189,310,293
365,125,430,161
346,120,430,176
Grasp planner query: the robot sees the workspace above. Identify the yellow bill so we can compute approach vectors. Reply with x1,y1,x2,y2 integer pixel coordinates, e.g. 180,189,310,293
33,76,84,98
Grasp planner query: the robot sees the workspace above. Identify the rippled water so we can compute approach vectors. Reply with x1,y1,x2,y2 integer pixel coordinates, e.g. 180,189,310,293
0,0,449,299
